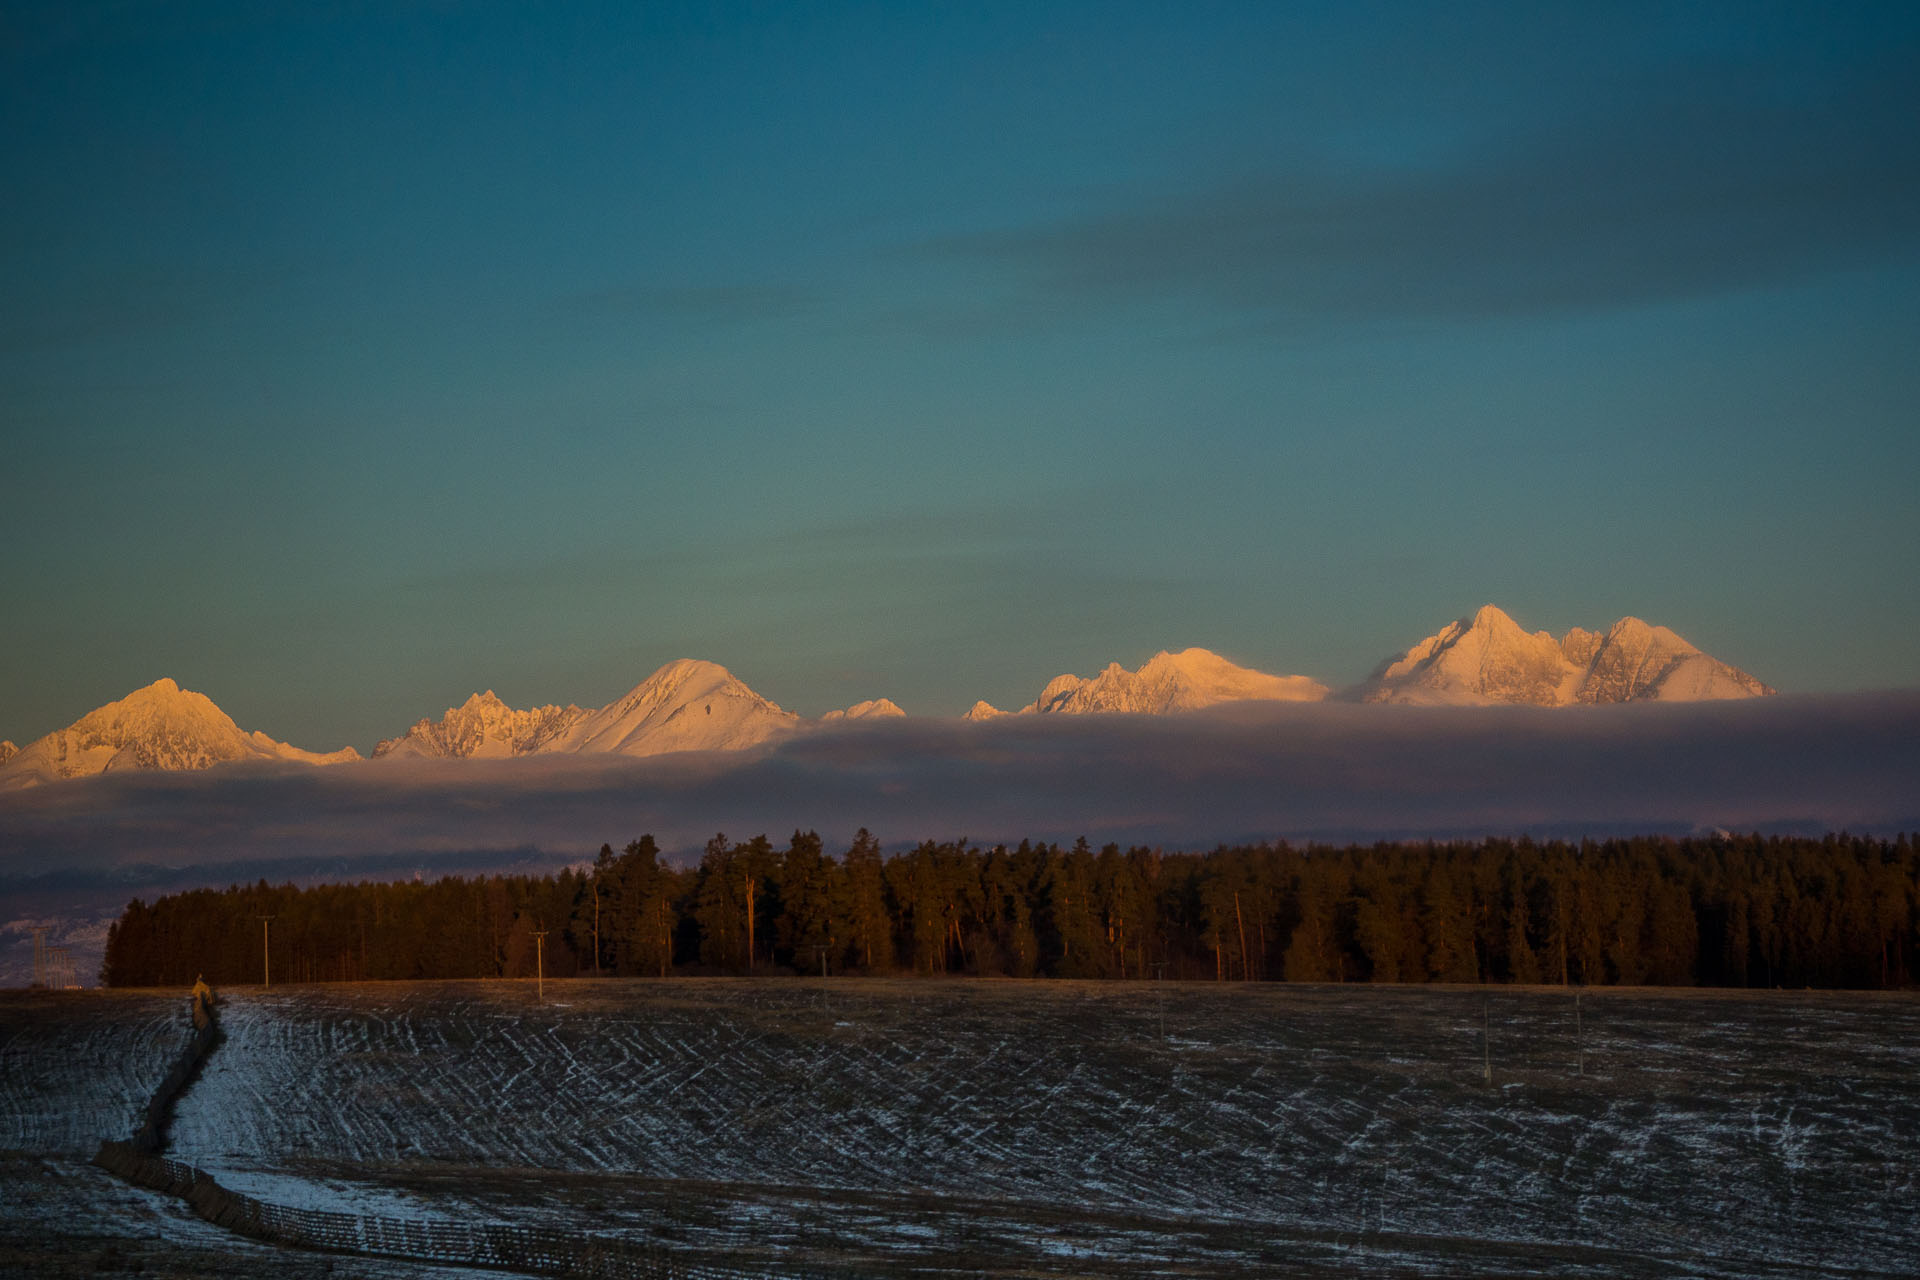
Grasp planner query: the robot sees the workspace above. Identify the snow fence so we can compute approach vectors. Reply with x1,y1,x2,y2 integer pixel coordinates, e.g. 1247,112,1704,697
95,1141,848,1279
130,998,220,1153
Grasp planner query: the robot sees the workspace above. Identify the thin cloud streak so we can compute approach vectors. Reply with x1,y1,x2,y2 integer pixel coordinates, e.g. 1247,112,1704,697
927,60,1920,325
562,282,821,325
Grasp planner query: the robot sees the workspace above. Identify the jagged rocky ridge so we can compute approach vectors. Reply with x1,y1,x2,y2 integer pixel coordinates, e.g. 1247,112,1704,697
373,660,807,760
1349,605,1775,706
0,608,1776,786
372,692,589,760
367,661,904,760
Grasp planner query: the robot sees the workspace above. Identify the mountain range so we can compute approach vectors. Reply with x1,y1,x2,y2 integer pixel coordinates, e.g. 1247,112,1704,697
0,606,1774,788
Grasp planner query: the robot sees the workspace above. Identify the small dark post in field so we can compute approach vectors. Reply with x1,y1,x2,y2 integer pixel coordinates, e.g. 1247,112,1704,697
1575,990,1584,1078
256,916,274,988
1233,892,1251,981
533,929,549,1003
1152,961,1169,1041
1482,994,1493,1085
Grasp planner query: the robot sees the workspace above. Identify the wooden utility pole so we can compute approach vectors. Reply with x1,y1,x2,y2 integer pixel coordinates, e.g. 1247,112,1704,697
1233,892,1250,982
1575,990,1584,1078
533,929,550,1002
658,898,670,978
256,916,275,988
1482,994,1493,1084
743,873,757,971
1152,960,1169,1041
590,875,601,976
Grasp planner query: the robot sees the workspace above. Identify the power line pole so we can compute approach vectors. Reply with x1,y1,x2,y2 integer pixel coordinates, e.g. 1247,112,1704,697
533,929,549,1003
1482,994,1493,1085
256,916,275,988
1575,990,1584,1078
1151,961,1169,1042
49,947,75,989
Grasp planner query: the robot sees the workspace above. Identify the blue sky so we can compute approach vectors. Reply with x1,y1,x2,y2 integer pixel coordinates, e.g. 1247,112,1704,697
4,1,1918,751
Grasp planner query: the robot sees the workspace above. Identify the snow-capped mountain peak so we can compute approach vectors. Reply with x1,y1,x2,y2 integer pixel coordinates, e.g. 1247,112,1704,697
1031,673,1091,711
1019,647,1329,715
1362,605,1577,706
372,689,589,760
543,659,801,757
821,698,907,722
1353,607,1775,705
0,678,360,789
1576,616,1774,703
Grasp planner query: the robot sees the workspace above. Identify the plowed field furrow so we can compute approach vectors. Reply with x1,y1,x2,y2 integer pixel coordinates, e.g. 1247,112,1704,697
16,981,1913,1277
0,992,185,1153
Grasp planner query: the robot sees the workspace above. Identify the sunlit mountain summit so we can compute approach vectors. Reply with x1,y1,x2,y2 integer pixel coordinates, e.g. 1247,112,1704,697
999,647,1330,716
547,659,804,755
821,698,907,722
1349,605,1776,705
371,691,589,759
374,660,803,760
0,678,359,789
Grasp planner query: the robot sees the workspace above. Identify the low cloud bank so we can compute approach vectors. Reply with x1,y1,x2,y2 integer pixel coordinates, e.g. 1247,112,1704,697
3,693,1915,984
5,692,1915,876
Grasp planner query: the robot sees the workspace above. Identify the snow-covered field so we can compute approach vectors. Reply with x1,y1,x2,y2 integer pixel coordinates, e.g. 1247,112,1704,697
5,980,1917,1276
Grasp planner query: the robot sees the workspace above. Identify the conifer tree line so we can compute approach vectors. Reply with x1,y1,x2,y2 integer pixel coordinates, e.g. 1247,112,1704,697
102,831,1919,989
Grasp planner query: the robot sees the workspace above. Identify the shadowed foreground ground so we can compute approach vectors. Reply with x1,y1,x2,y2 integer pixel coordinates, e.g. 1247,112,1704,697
3,980,1916,1276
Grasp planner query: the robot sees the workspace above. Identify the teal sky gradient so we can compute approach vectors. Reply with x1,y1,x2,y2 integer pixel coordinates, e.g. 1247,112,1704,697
4,1,1918,750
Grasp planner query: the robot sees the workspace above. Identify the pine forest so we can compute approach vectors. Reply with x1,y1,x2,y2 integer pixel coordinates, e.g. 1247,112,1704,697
102,832,1919,991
